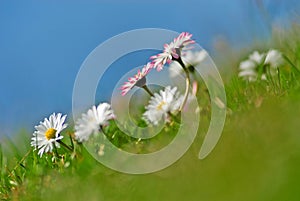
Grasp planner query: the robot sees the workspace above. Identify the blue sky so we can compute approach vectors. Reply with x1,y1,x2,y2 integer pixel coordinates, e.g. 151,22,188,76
0,0,299,137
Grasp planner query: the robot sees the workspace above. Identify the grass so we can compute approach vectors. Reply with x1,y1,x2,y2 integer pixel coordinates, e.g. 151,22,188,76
1,26,300,201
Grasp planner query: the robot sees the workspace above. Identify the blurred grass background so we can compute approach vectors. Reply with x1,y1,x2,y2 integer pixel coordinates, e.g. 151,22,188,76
2,92,300,201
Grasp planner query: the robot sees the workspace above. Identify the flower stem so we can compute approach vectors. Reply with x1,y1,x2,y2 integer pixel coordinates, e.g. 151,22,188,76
99,125,109,137
277,67,281,92
266,66,277,94
180,68,191,111
58,140,73,152
168,111,181,123
142,85,154,96
68,133,74,150
174,57,191,111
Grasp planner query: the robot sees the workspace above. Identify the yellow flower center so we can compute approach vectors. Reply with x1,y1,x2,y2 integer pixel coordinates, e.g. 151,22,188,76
45,128,57,140
156,101,166,111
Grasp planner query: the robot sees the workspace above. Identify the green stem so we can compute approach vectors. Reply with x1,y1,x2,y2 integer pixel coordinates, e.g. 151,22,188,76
277,67,281,92
58,140,73,152
180,68,191,111
282,54,300,74
142,85,154,96
168,111,181,123
99,125,109,137
69,134,74,150
8,148,32,178
266,66,277,94
174,57,191,111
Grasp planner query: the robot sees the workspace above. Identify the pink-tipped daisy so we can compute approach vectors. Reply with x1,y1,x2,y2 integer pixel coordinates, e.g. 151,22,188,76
121,62,153,96
150,32,195,71
150,43,175,71
172,32,195,55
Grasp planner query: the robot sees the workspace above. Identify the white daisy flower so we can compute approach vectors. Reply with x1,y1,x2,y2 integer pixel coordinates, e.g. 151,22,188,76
169,50,207,79
143,86,183,125
238,51,265,81
31,113,67,157
150,32,195,71
264,49,284,68
238,69,257,81
239,60,256,70
74,103,115,142
238,60,257,81
249,51,265,64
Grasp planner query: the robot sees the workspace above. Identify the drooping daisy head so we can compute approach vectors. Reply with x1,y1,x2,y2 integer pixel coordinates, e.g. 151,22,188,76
143,86,183,125
238,51,267,82
74,103,115,142
238,60,258,81
172,32,195,54
249,51,265,64
238,69,257,82
169,50,207,79
264,49,284,68
31,113,67,157
120,62,153,96
150,44,175,72
150,32,195,71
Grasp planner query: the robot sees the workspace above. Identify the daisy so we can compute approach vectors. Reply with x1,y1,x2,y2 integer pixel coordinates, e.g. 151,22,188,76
150,43,175,71
172,32,195,53
264,49,284,68
249,51,265,64
143,86,183,125
74,103,115,142
238,51,265,81
238,60,258,81
169,50,207,79
31,113,67,157
120,62,153,96
239,60,256,70
238,69,258,81
150,32,195,71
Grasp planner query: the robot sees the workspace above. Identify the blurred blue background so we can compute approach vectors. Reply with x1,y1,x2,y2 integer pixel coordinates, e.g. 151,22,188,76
0,0,299,137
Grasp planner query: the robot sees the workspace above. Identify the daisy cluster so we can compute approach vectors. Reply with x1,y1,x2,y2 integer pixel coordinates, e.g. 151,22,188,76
31,103,115,157
30,32,207,157
238,49,284,81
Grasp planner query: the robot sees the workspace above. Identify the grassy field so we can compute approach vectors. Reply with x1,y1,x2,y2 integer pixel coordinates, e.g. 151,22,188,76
1,26,300,201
